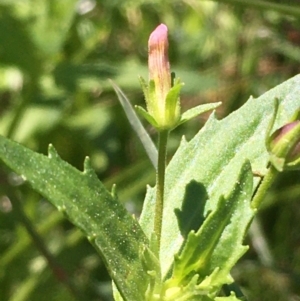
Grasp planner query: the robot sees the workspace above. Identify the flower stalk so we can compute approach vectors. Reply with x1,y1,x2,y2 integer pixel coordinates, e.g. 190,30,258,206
137,24,221,251
154,130,169,249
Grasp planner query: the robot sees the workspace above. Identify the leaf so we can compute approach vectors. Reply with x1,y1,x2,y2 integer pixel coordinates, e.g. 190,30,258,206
164,274,214,301
140,74,300,279
141,234,162,300
110,79,158,168
0,137,149,301
166,161,253,292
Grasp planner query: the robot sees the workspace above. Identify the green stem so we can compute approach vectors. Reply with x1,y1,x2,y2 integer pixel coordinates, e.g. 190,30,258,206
154,130,169,250
251,165,278,210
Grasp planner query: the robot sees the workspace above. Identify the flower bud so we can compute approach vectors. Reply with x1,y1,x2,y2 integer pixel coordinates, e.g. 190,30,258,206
148,23,172,117
269,120,300,170
137,24,218,131
138,24,181,130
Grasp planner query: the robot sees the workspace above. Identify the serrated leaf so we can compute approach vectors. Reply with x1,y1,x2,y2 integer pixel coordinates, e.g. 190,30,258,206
164,274,214,301
140,74,300,279
167,161,253,293
142,235,162,300
0,137,149,301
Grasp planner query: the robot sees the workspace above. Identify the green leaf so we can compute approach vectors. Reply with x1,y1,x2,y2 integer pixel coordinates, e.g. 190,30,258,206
164,276,243,301
142,234,162,300
178,102,222,126
0,137,149,301
140,74,300,279
110,80,158,168
164,274,215,301
166,161,253,293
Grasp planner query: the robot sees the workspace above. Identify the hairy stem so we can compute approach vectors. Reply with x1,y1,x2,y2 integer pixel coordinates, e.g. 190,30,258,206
154,130,169,251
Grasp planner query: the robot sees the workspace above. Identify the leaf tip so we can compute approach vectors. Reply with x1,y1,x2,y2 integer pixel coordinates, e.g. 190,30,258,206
20,175,27,182
146,184,154,193
48,144,60,160
83,156,92,172
111,184,118,198
87,233,97,244
57,204,67,213
84,156,98,174
180,135,187,146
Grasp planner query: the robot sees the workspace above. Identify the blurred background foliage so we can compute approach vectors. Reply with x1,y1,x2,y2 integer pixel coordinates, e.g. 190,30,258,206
0,0,300,300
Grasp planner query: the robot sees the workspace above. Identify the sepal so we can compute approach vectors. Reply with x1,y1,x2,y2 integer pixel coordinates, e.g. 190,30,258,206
178,102,222,127
163,79,183,129
135,105,159,128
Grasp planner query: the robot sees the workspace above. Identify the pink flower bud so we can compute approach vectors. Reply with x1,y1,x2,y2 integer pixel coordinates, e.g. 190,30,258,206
148,24,172,121
137,24,182,130
270,121,300,161
138,24,221,131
